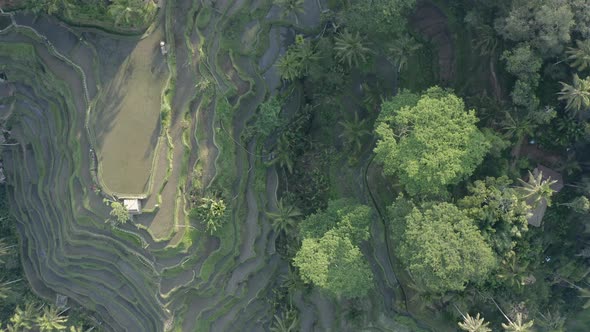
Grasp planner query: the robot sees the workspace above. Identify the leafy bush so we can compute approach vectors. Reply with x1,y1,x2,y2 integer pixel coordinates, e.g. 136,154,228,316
189,197,227,234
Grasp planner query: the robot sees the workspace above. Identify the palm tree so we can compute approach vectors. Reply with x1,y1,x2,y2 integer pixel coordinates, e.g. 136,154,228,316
43,0,74,16
0,278,21,299
500,111,534,142
68,326,85,332
0,238,14,264
334,30,372,68
577,286,590,309
35,307,67,332
276,51,302,81
502,313,534,332
558,74,590,114
10,302,37,330
276,40,317,81
458,313,492,332
338,112,370,153
567,39,590,71
275,0,305,23
266,198,302,234
517,169,557,207
108,0,146,26
2,324,18,332
536,310,566,332
497,255,530,289
269,135,294,173
556,153,581,176
387,34,422,73
473,24,498,56
559,195,590,214
566,176,590,196
269,307,299,332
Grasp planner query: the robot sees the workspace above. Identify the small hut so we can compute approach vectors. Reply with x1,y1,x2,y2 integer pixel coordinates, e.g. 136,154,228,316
160,41,168,55
123,199,142,215
527,165,564,227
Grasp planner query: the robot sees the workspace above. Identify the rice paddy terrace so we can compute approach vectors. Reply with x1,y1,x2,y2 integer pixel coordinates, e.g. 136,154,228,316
0,0,408,331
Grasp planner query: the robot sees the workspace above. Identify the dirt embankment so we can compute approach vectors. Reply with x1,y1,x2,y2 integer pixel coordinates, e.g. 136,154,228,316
410,1,455,84
0,0,25,11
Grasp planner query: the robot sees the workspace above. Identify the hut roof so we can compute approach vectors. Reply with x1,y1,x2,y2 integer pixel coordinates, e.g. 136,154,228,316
123,199,142,214
536,164,564,192
527,165,563,227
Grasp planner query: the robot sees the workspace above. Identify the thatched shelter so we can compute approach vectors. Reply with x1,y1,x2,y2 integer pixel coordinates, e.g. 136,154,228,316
123,199,142,215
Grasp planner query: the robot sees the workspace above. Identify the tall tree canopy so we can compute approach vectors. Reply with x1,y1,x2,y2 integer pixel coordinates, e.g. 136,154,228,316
501,44,542,110
294,199,373,297
392,202,497,293
299,198,371,243
293,229,373,298
374,87,490,197
459,177,531,257
495,0,575,56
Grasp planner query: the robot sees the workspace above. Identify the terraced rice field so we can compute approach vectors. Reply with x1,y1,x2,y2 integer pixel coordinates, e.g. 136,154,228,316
0,0,410,330
0,0,323,330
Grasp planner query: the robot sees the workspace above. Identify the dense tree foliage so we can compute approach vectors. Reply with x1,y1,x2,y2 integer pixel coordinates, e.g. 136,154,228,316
495,0,575,57
294,199,373,298
460,177,531,257
104,199,130,224
13,0,590,330
294,229,373,298
341,0,416,39
375,87,490,196
392,202,497,293
189,197,228,234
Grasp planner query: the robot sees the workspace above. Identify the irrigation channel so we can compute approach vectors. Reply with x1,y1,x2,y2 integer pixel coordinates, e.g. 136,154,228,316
0,0,411,331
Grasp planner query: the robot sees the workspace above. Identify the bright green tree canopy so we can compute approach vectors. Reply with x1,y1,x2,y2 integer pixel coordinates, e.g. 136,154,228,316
299,198,371,244
374,87,490,197
397,202,497,293
293,229,373,298
496,0,575,56
295,199,373,297
459,177,531,257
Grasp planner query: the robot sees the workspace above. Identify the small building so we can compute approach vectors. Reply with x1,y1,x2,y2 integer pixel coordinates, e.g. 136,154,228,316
160,41,168,55
527,165,564,227
123,199,142,215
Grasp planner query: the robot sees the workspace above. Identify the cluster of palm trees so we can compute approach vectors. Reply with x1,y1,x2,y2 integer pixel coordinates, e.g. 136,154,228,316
1,303,88,332
0,236,87,331
275,17,422,82
0,238,21,302
459,311,534,332
558,40,590,115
